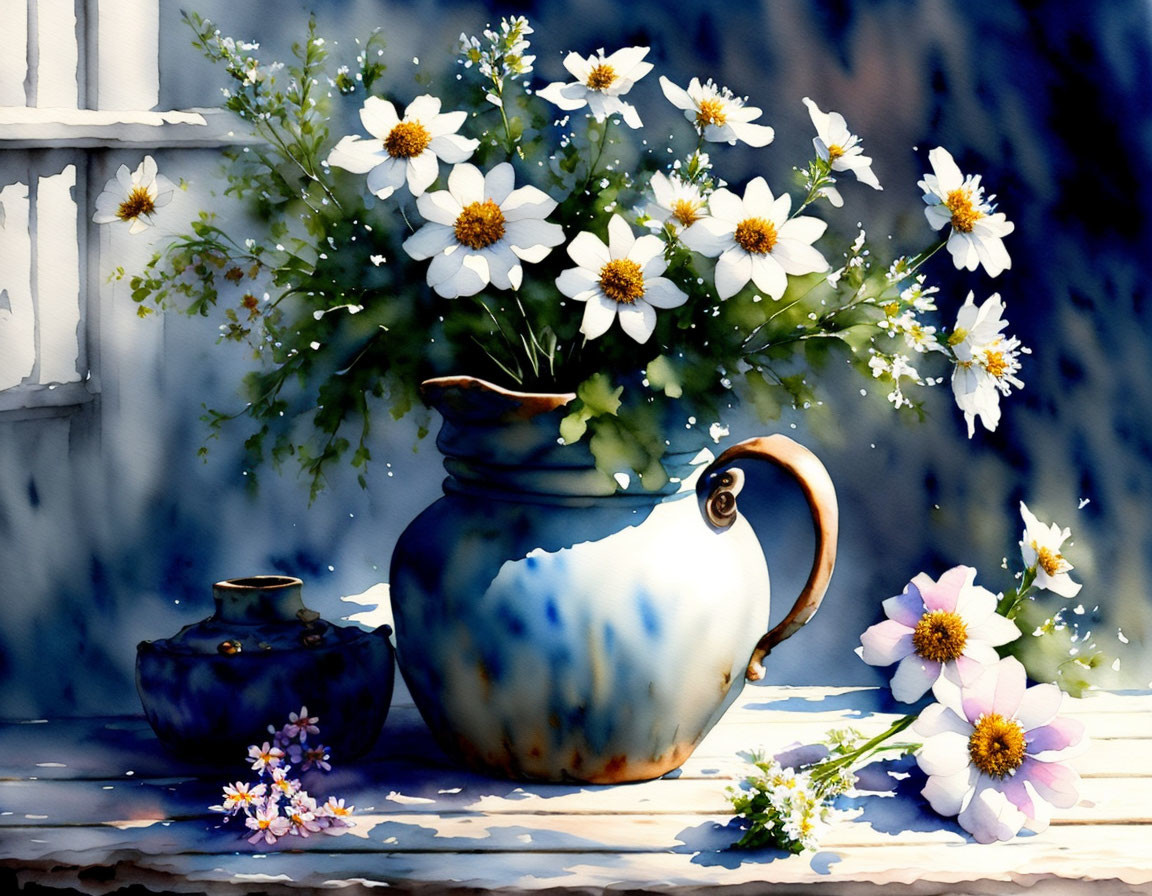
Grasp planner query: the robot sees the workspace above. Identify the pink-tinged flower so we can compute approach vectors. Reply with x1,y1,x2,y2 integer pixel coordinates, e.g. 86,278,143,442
285,794,324,837
245,801,291,845
326,95,478,200
288,742,332,772
268,766,300,801
858,565,1020,703
913,657,1086,843
918,147,1014,277
247,741,285,773
283,706,320,742
319,796,355,830
212,780,267,815
1019,502,1082,598
536,46,652,129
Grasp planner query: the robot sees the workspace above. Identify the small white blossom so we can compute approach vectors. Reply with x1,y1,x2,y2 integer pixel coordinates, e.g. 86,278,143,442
92,156,175,234
659,76,774,147
803,97,881,191
919,147,1014,277
537,46,652,128
556,214,688,343
646,171,707,233
1019,503,1082,598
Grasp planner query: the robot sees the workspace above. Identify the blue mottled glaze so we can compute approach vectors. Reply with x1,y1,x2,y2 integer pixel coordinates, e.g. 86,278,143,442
389,378,808,784
136,576,395,761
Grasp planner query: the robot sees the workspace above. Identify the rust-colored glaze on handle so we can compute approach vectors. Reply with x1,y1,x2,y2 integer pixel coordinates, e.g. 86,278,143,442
698,435,839,682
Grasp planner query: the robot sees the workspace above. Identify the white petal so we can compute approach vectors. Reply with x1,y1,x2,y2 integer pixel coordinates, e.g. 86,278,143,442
658,75,693,111
426,109,467,137
359,96,399,138
778,215,826,245
922,766,976,818
581,294,618,339
772,240,828,276
403,94,442,123
967,612,1020,648
858,619,915,667
1015,682,1063,732
416,188,462,226
916,730,972,777
749,254,788,299
447,163,485,203
428,133,478,164
628,233,665,268
957,779,1026,843
714,249,752,299
404,152,440,196
556,266,600,299
927,147,964,192
501,184,557,222
642,277,688,309
567,230,611,269
441,253,490,298
365,159,405,199
617,301,657,343
704,188,744,224
729,120,774,147
680,217,731,257
483,162,516,206
402,223,455,261
607,214,635,258
890,653,939,703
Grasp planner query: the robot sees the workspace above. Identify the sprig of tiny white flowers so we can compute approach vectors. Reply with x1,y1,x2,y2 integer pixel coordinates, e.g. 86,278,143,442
210,707,352,845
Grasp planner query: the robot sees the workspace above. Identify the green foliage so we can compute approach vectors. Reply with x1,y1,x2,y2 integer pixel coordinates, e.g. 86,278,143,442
122,13,973,497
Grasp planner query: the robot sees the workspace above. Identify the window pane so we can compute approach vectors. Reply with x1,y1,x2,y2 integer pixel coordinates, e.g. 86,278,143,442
36,163,81,384
0,0,29,106
0,180,35,391
32,0,79,108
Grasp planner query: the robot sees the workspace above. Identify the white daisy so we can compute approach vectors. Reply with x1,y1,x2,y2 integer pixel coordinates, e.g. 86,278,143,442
1019,502,1082,598
555,214,689,343
802,97,881,195
646,171,707,233
402,162,564,299
92,155,175,234
326,95,478,200
658,76,774,147
919,147,1014,277
680,177,827,300
948,293,1027,437
536,46,652,129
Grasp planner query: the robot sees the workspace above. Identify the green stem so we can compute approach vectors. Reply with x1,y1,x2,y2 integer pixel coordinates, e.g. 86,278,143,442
811,714,918,787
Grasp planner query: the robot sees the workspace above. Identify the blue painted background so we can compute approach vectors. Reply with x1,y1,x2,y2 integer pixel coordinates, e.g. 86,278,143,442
1,0,1149,717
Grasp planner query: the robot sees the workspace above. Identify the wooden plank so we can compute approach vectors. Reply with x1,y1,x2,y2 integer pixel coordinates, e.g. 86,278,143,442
2,768,1148,830
2,822,1151,892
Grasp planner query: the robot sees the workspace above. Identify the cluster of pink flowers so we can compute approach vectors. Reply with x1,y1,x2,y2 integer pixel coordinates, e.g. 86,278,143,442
857,502,1088,843
210,706,354,845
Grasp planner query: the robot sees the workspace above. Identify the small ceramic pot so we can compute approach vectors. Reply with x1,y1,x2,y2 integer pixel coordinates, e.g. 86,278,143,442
136,575,394,761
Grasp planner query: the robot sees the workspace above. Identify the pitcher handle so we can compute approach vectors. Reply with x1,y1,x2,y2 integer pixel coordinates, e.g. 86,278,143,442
697,434,839,682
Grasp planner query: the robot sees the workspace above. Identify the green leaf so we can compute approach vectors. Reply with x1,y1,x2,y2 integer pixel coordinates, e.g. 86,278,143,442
646,355,683,399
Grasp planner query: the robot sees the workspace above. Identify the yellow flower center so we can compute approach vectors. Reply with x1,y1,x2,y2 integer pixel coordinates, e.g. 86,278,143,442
947,327,968,347
734,217,777,255
827,144,845,162
968,713,1027,778
945,188,984,233
912,610,969,663
1035,544,1066,577
599,258,645,304
671,198,701,227
385,120,432,159
696,98,728,127
454,199,506,249
116,186,156,222
586,63,617,91
883,302,900,317
983,348,1008,378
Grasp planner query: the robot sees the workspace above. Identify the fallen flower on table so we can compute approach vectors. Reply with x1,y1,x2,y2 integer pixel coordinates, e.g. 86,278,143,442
210,706,353,844
729,500,1118,851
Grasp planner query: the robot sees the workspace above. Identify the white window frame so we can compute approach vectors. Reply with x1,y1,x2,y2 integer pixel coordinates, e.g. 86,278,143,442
0,0,244,416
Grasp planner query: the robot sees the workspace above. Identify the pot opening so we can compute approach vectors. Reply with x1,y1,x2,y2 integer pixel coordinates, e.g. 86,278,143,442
216,575,303,591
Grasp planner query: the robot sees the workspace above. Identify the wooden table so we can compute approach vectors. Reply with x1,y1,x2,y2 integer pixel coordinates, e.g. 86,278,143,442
2,684,1150,894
